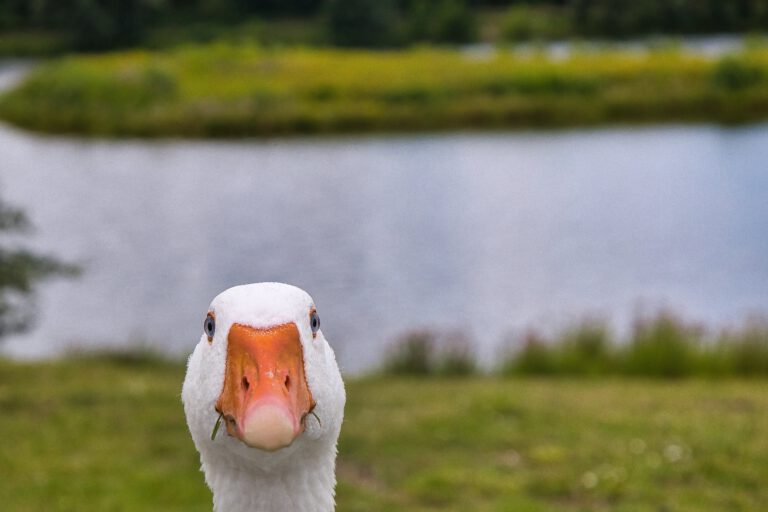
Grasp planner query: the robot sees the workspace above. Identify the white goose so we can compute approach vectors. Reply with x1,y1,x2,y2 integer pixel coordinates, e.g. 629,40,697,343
182,283,346,512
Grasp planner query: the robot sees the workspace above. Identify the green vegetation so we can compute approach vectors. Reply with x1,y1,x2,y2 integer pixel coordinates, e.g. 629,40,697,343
325,0,476,48
497,0,768,43
501,5,572,42
0,30,72,56
143,17,325,49
0,0,479,54
4,44,768,137
325,0,399,47
383,330,478,376
568,0,768,39
0,357,766,510
382,312,768,378
4,1,768,55
504,313,768,378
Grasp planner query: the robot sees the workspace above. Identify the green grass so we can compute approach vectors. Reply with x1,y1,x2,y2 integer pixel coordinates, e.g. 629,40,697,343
0,357,766,511
4,43,768,137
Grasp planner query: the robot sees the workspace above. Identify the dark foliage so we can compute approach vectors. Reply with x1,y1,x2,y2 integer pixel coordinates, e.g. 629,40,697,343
570,0,768,37
0,0,152,49
383,329,478,376
0,196,78,338
405,0,477,44
501,312,768,378
324,0,399,47
5,0,768,52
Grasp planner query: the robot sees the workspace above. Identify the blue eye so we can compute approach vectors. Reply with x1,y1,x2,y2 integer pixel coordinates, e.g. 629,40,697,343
310,311,320,336
204,314,215,341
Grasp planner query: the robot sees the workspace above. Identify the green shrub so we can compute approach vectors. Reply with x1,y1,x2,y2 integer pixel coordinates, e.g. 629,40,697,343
502,331,558,376
0,30,71,57
434,332,477,376
404,0,432,43
383,330,435,375
622,313,702,377
501,6,571,43
325,0,398,48
498,312,768,379
556,320,615,375
501,321,614,376
403,0,477,45
723,320,768,376
69,0,149,51
382,329,478,376
431,0,477,44
713,56,765,90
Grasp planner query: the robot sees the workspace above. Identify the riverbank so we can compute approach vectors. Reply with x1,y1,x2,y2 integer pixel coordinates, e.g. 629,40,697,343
2,44,768,137
0,357,766,510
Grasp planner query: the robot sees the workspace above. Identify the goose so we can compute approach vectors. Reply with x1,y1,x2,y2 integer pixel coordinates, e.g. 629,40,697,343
182,283,346,512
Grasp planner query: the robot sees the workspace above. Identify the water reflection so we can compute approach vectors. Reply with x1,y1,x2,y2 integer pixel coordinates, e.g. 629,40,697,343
1,122,767,372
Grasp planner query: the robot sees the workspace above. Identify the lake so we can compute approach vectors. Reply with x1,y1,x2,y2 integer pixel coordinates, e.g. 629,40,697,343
1,70,767,373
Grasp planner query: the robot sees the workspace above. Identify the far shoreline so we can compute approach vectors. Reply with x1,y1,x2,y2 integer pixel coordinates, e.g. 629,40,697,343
2,44,768,138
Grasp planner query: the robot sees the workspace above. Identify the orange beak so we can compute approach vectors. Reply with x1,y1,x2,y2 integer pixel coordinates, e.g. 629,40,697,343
215,322,315,451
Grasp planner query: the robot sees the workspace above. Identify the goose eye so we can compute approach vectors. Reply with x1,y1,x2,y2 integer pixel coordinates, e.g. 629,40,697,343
310,311,320,337
204,314,215,341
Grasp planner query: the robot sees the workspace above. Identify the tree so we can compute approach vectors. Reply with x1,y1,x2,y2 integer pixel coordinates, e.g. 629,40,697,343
325,0,399,48
432,0,476,43
405,0,478,44
68,0,149,51
0,196,78,338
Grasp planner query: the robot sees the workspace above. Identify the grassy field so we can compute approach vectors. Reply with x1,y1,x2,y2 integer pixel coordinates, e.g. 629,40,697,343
0,357,766,511
3,44,768,137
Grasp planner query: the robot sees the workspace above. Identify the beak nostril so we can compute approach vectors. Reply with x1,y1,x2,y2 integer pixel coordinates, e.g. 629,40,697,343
241,376,250,391
284,374,291,391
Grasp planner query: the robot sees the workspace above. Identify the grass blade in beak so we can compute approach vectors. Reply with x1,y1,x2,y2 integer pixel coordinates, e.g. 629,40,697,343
211,412,223,441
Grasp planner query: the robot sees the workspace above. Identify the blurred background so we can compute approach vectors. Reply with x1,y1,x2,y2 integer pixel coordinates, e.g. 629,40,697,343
1,1,767,511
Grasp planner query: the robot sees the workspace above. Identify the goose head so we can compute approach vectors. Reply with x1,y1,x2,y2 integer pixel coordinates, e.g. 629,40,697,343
182,283,345,511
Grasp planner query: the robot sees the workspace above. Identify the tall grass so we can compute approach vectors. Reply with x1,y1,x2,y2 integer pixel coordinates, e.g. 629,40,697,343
504,320,615,376
3,43,768,137
382,329,477,376
382,312,768,378
501,312,768,378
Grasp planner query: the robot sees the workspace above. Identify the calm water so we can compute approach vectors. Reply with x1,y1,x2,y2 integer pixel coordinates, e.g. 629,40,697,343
463,34,762,60
1,76,768,373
